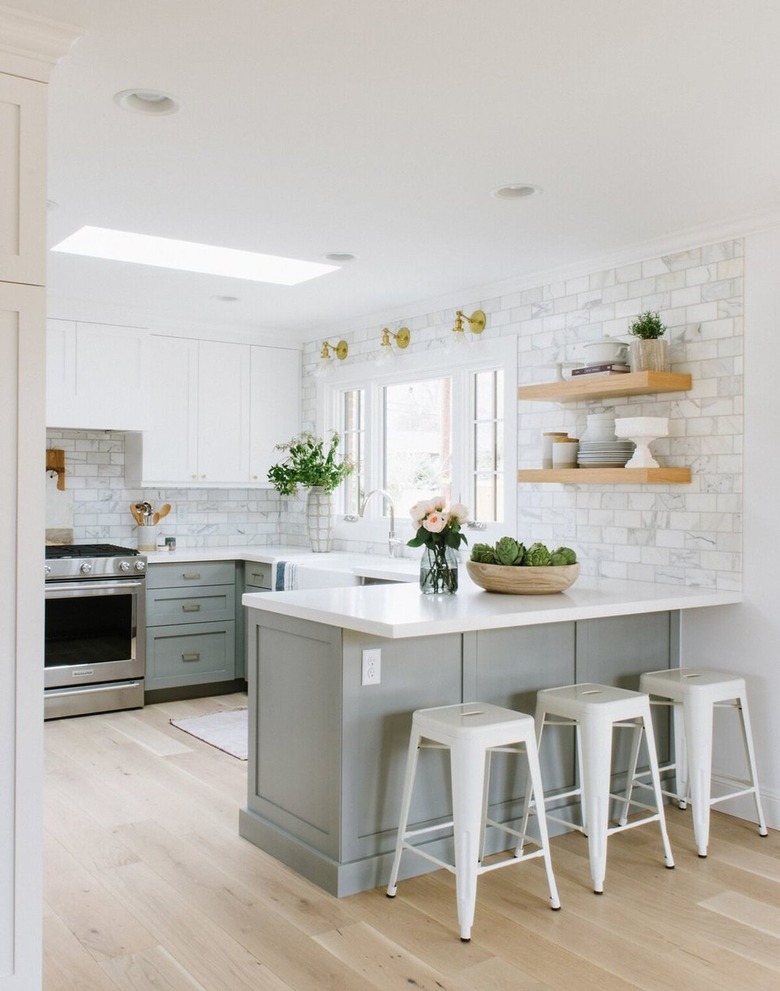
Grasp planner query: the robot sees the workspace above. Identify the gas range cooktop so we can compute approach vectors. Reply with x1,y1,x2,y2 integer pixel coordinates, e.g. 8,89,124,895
44,544,146,581
45,543,140,559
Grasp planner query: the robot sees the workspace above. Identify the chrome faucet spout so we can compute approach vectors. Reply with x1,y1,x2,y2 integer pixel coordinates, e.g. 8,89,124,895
359,488,401,557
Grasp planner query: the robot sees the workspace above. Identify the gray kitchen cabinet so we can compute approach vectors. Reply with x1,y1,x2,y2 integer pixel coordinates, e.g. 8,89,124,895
126,336,300,487
145,561,238,692
240,608,678,896
236,561,274,680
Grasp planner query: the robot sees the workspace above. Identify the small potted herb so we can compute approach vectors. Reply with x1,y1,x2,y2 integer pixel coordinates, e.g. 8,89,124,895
628,310,670,372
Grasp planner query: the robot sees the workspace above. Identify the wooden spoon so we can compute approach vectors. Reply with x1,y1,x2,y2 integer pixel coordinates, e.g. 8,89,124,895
156,503,172,521
130,503,143,525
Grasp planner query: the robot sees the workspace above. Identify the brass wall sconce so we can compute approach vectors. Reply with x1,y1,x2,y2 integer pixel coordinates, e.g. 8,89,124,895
315,338,349,377
451,309,487,342
380,326,411,352
320,338,349,362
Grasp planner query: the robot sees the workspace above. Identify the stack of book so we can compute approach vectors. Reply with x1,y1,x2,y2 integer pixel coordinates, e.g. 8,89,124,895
571,362,630,378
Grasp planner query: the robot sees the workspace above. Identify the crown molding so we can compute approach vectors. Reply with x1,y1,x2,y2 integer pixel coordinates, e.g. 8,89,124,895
0,5,81,81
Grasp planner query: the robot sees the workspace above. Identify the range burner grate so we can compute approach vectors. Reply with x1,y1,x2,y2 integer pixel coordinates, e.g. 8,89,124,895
45,544,139,559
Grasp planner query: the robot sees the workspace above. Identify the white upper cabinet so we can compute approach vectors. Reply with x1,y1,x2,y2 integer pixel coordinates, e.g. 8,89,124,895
0,72,46,286
46,319,151,430
249,345,300,484
126,335,300,487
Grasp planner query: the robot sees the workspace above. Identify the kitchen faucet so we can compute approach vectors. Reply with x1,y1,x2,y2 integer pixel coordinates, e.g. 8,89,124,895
359,488,403,557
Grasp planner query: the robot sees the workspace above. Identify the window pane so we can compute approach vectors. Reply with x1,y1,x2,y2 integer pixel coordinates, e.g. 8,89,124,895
470,368,503,522
341,389,364,515
384,377,452,509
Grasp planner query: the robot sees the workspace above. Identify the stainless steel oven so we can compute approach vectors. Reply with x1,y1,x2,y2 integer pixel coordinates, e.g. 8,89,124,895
44,544,147,719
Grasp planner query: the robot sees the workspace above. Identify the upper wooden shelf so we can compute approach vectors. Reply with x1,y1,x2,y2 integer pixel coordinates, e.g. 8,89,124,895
517,370,692,403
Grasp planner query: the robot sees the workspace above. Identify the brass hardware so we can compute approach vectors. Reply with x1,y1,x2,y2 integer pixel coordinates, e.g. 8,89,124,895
379,326,411,351
320,339,349,361
452,309,487,338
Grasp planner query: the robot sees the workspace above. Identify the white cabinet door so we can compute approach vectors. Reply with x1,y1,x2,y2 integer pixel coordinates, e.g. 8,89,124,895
0,73,46,286
131,335,199,483
46,319,151,429
197,340,251,483
249,345,300,484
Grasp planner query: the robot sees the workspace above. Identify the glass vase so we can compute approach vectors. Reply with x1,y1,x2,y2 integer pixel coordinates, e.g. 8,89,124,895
419,544,459,594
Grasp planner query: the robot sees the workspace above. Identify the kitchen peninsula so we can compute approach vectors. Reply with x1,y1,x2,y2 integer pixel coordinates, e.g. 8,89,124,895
239,576,740,896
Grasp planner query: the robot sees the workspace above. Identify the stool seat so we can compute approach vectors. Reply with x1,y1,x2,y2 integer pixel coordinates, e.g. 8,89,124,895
387,702,560,941
526,682,674,894
629,668,768,857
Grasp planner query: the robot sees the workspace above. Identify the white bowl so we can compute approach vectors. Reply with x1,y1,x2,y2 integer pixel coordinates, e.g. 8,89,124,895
582,339,629,363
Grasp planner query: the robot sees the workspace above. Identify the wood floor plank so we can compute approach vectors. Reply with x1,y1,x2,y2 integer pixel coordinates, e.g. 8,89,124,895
314,920,474,991
43,699,779,991
100,946,208,991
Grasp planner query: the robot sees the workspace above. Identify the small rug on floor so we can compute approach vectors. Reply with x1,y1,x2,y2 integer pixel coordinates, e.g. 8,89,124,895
170,708,248,760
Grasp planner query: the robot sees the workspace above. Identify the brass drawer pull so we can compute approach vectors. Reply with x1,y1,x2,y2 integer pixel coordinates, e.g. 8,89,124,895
181,652,201,662
182,603,202,612
182,572,201,580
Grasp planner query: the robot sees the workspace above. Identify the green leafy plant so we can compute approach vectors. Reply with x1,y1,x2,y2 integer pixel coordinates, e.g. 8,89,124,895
267,431,354,496
629,310,666,339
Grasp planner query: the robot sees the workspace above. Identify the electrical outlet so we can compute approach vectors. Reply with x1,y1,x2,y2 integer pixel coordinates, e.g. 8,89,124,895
361,648,381,686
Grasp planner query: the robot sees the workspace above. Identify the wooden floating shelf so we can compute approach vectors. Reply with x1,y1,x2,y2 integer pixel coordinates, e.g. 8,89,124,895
518,467,692,484
517,370,692,403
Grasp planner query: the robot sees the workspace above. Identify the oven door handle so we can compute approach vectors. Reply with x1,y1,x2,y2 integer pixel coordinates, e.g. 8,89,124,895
45,579,145,598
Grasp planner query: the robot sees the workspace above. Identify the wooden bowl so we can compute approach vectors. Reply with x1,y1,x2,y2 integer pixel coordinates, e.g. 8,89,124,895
466,560,580,595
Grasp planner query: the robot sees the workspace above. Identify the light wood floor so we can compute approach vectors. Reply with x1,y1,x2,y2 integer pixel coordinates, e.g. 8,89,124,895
44,694,780,991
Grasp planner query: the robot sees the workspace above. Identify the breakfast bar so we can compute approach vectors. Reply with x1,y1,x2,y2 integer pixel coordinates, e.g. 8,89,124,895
239,577,740,896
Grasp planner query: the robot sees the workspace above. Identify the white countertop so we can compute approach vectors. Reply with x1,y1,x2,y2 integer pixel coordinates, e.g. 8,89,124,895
242,575,741,639
143,545,419,584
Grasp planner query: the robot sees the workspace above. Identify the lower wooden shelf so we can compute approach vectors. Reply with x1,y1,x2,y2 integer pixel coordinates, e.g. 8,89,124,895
518,467,692,484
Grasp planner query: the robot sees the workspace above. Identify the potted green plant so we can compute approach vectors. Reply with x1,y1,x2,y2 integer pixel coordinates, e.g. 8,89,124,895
628,310,670,372
268,431,354,552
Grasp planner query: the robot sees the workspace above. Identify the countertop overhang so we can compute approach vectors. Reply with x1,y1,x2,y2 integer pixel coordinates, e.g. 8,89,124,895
243,576,741,639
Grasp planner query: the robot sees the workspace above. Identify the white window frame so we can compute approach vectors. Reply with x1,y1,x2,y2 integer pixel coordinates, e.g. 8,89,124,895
316,335,517,550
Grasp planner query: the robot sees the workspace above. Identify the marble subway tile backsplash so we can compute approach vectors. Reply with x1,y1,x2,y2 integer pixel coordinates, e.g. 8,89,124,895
45,430,288,549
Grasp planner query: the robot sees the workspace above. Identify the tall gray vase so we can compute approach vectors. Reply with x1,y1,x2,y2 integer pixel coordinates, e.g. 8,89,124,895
306,486,333,552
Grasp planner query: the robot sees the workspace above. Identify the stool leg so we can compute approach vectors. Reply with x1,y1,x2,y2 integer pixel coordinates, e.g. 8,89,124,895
578,716,613,893
670,699,689,808
523,737,561,910
619,720,644,827
450,739,486,941
736,691,769,837
640,712,675,870
518,707,547,853
684,697,714,857
387,730,422,896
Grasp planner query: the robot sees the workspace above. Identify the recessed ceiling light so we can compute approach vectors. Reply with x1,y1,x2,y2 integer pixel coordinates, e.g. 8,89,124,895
323,252,357,263
491,183,543,200
114,89,179,115
51,226,339,286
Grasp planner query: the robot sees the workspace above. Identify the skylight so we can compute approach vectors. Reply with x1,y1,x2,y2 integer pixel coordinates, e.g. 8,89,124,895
50,226,339,286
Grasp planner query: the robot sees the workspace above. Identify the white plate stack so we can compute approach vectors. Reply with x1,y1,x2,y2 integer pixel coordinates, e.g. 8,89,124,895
578,413,635,467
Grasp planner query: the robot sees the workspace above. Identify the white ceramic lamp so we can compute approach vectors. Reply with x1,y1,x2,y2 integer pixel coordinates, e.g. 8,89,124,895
614,416,669,468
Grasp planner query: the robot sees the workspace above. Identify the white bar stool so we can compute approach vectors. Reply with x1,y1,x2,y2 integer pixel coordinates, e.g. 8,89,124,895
525,683,674,894
386,702,561,942
626,668,768,857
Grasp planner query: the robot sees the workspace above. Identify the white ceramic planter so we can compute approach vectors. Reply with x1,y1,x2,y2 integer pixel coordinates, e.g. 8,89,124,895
306,486,334,552
628,338,669,372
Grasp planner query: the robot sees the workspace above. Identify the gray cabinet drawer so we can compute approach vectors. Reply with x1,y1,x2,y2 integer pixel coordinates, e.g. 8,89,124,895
147,560,235,589
146,621,236,689
147,584,235,626
244,561,273,589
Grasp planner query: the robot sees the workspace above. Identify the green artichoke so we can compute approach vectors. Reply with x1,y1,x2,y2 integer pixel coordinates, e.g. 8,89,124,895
551,546,577,565
522,542,552,567
495,536,525,566
470,543,497,564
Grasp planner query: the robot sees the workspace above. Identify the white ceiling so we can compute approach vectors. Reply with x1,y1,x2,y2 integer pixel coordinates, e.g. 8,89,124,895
18,0,780,345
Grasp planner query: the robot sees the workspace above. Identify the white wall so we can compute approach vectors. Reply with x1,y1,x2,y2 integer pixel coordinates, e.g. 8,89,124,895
681,227,780,828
